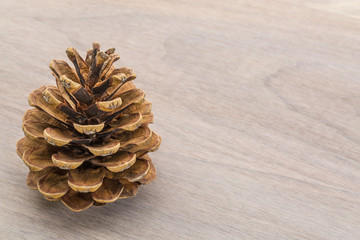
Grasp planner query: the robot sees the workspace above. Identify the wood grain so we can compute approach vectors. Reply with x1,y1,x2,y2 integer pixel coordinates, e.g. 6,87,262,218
1,0,360,239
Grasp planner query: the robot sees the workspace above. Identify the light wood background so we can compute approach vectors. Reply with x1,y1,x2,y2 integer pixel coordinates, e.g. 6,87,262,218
1,0,360,239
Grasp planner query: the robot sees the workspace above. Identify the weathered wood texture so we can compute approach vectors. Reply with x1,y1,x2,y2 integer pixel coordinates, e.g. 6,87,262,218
1,0,360,239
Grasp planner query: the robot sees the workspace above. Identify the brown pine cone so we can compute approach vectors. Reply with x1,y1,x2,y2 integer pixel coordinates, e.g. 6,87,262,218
16,42,161,211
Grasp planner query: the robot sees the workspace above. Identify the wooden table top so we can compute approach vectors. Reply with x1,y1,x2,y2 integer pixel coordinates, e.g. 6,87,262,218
1,0,360,239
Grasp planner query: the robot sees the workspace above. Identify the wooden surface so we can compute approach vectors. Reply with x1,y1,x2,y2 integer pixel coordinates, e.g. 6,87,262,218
1,0,360,239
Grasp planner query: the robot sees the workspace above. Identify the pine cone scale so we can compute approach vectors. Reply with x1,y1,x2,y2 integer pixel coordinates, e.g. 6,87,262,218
83,140,120,156
116,158,151,182
26,168,54,189
51,151,93,170
73,122,105,135
17,138,56,171
68,167,106,193
28,86,69,123
61,190,94,212
118,181,138,199
90,152,136,173
37,170,69,198
91,178,124,203
138,157,157,185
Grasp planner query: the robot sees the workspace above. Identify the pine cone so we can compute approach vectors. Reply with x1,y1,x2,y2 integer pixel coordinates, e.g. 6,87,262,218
16,42,161,211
